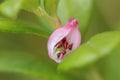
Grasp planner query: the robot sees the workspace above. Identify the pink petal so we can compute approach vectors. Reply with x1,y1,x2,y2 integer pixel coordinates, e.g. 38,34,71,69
47,27,72,59
66,28,81,50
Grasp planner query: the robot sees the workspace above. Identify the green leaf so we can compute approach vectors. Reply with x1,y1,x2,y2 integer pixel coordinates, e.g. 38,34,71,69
22,0,40,12
0,0,23,18
0,50,69,80
102,44,120,80
44,0,59,17
58,0,93,36
0,17,52,37
58,31,120,71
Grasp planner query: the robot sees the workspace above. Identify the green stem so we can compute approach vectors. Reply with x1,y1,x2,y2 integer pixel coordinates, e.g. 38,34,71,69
34,7,61,29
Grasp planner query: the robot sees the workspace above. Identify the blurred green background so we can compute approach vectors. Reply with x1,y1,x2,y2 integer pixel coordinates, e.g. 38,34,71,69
0,0,120,80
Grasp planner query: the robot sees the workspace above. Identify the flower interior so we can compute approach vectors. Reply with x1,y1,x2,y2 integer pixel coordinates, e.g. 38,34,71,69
54,37,73,61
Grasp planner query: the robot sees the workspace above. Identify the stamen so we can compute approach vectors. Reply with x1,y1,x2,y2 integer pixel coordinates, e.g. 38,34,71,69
60,50,66,55
55,41,63,48
62,38,66,43
57,50,66,59
55,37,68,59
68,44,73,50
63,41,68,49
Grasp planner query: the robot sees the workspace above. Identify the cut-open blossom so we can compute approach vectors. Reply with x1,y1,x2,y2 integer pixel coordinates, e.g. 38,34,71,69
47,18,81,63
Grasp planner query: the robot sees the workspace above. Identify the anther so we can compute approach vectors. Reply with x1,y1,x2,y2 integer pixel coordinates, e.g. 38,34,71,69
68,44,73,50
55,41,63,48
62,38,66,43
60,50,66,55
63,41,68,49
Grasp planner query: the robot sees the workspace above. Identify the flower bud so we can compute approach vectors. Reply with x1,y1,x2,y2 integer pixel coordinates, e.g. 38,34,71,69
47,18,81,63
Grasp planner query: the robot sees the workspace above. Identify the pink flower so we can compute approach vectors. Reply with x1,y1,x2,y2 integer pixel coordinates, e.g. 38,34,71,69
47,18,81,63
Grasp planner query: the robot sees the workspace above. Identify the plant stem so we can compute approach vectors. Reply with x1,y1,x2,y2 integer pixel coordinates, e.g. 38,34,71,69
34,7,61,29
